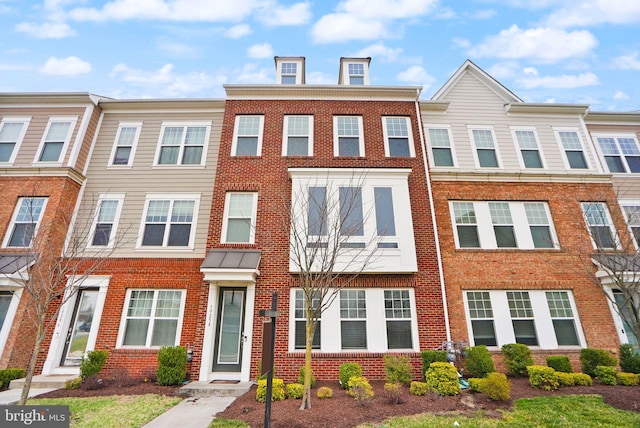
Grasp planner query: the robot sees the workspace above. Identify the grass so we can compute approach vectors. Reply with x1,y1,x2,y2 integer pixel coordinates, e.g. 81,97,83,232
28,394,183,428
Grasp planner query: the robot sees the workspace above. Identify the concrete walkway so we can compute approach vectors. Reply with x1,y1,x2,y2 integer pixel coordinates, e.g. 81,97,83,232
0,387,57,405
142,395,237,428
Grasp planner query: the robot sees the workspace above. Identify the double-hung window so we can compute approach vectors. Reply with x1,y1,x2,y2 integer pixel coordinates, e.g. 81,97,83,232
340,289,367,349
35,117,76,163
581,202,617,249
3,197,48,248
489,202,517,248
546,291,580,346
89,194,124,247
294,290,321,349
283,115,313,156
512,128,544,168
470,127,500,168
507,291,538,346
621,202,640,246
382,117,414,157
156,123,209,165
110,123,141,166
556,129,588,169
232,116,263,156
348,63,365,85
428,127,454,167
281,62,297,84
0,117,30,164
120,289,185,347
384,290,412,349
595,135,640,173
139,194,199,248
334,116,364,157
466,291,497,346
222,192,258,243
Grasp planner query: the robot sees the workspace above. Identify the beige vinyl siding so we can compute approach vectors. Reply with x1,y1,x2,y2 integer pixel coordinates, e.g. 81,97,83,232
75,106,102,172
79,110,222,257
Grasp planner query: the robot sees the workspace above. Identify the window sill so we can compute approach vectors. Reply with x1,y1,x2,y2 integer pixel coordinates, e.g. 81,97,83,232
454,248,561,252
151,165,206,169
135,247,195,252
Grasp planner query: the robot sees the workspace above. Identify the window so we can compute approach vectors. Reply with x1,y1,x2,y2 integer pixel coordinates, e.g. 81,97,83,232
281,62,297,84
110,123,141,166
595,135,640,173
283,116,313,156
450,201,557,250
383,117,414,157
512,128,544,168
120,289,185,347
0,118,30,163
222,192,258,243
428,127,454,167
232,116,263,156
556,130,588,169
348,63,364,85
334,116,364,157
470,128,500,168
3,197,48,248
621,202,640,246
374,187,397,248
465,290,583,348
35,118,75,163
139,195,199,248
384,290,412,349
339,187,364,245
0,291,12,331
294,290,320,349
156,123,209,165
340,289,367,349
89,195,124,247
581,202,616,249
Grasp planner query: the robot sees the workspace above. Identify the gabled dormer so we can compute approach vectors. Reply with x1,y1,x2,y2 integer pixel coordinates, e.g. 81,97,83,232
274,56,305,85
338,57,371,85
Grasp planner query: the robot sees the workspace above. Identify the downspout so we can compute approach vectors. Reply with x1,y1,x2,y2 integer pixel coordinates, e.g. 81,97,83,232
415,89,452,342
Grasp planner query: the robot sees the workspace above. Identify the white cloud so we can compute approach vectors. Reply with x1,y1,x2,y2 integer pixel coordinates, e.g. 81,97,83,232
158,41,200,58
486,61,520,79
233,63,272,84
353,43,403,62
452,37,471,49
470,9,496,19
613,91,629,101
111,63,175,84
258,2,311,26
15,21,76,38
612,52,640,71
517,72,600,89
40,56,91,75
396,65,436,89
336,0,438,20
523,67,538,76
307,71,334,84
543,0,640,27
468,25,598,63
247,43,273,59
311,13,387,43
224,24,251,38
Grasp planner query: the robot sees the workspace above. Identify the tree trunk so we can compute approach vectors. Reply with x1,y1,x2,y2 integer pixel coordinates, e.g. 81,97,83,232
299,319,314,410
19,324,45,405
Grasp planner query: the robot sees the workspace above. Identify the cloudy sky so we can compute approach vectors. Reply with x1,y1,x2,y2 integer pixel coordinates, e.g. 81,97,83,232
1,0,638,111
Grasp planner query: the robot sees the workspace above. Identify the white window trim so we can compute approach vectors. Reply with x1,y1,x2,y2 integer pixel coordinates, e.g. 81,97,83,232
87,193,125,249
33,116,77,165
116,288,186,349
581,202,619,250
2,197,49,249
276,59,303,84
620,199,640,249
0,288,22,361
510,126,547,169
136,193,200,250
221,192,258,244
463,290,586,349
341,60,370,85
231,115,264,157
0,117,31,165
287,287,418,353
282,115,314,156
449,201,559,250
592,132,640,174
553,127,591,170
152,121,211,167
382,116,415,158
426,125,457,168
108,122,142,167
333,116,365,157
468,125,502,168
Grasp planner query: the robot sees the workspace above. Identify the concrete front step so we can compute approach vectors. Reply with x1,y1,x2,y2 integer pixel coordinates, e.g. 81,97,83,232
9,374,78,390
179,381,253,398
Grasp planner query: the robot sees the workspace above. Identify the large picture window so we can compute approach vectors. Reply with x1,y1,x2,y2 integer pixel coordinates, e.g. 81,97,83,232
139,194,199,248
156,123,209,165
120,289,185,347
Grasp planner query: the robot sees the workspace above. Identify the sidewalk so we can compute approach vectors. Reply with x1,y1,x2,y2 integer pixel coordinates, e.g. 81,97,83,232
0,387,57,405
142,395,237,428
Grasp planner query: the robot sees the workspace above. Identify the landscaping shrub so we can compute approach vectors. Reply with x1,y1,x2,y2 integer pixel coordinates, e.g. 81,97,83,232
572,373,592,386
556,371,575,387
468,377,483,392
339,362,362,389
420,350,447,379
546,355,573,373
64,376,82,390
285,383,304,399
256,378,285,402
527,365,559,391
580,348,617,377
619,344,640,374
594,365,617,385
384,382,404,404
346,376,374,405
425,362,459,396
83,375,106,390
317,386,333,399
616,372,639,386
298,366,315,388
464,345,495,378
383,354,412,385
80,350,109,379
409,381,430,396
501,343,533,377
156,346,187,386
0,368,25,388
479,372,511,401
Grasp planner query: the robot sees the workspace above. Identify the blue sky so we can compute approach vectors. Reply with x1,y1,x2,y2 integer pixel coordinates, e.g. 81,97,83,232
1,0,639,111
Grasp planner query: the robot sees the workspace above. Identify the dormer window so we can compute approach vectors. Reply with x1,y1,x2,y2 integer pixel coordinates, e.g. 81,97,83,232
281,63,297,84
339,57,371,85
349,63,364,85
275,56,305,85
